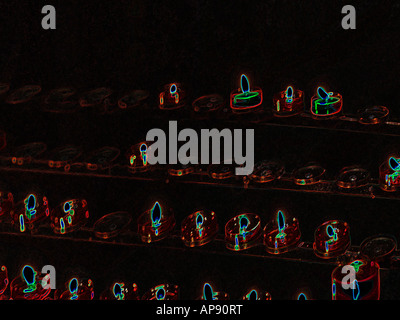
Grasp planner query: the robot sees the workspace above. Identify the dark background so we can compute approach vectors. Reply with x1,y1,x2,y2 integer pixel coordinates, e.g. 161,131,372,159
0,0,400,300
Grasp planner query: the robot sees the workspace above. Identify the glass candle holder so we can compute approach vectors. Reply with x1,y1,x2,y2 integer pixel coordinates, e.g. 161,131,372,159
51,199,89,234
293,164,325,186
168,163,195,177
192,94,224,114
225,213,262,251
79,87,113,111
47,145,82,171
5,85,41,105
200,282,229,300
10,265,51,300
42,87,79,113
208,163,235,180
360,235,397,268
230,74,263,114
159,83,186,110
181,210,218,247
272,86,304,117
313,220,350,259
310,86,342,119
11,193,50,233
10,142,47,166
336,166,370,190
358,106,389,125
379,156,400,192
137,201,175,243
263,210,301,254
100,282,140,300
332,259,380,300
84,146,120,171
118,90,149,110
249,161,284,183
93,211,132,240
55,277,94,300
142,283,179,300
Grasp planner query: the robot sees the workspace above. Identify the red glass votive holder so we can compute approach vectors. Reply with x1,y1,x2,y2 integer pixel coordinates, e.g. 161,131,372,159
55,278,94,300
272,86,304,117
11,193,50,233
293,164,325,186
137,201,175,243
313,220,350,259
142,284,179,300
263,210,301,254
332,259,380,300
51,199,89,234
310,87,342,119
181,210,218,247
10,265,51,300
225,213,262,251
208,163,235,180
159,83,186,110
360,235,397,268
168,163,195,176
100,282,140,300
242,289,272,300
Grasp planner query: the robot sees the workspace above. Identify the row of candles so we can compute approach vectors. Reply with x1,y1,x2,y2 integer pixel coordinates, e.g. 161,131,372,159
0,260,380,300
0,192,395,282
1,137,400,192
0,192,390,260
0,76,389,123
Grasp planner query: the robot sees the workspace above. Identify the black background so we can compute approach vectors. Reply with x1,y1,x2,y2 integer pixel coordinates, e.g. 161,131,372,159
0,0,400,301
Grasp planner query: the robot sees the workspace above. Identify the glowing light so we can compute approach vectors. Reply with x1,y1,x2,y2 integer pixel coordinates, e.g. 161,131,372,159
233,74,259,104
24,194,36,220
350,260,364,273
60,218,65,234
246,289,258,300
352,280,360,300
113,282,125,300
151,202,162,236
275,210,286,239
169,84,179,104
140,143,148,166
19,214,25,232
196,211,204,237
22,265,37,293
313,86,340,116
297,293,307,300
155,285,166,300
69,278,79,300
203,283,216,300
285,86,293,103
325,224,338,252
